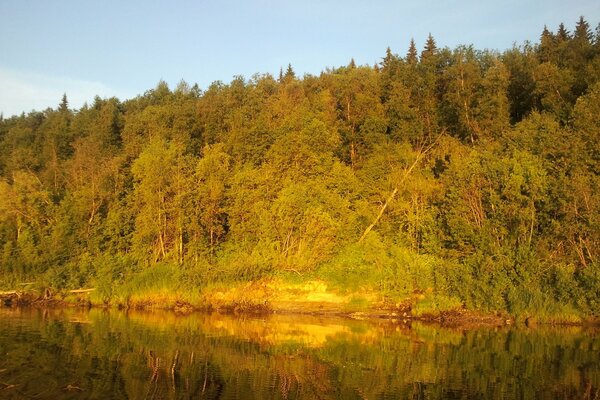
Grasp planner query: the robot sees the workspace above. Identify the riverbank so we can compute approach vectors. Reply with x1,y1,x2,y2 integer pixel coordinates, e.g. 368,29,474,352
2,279,597,327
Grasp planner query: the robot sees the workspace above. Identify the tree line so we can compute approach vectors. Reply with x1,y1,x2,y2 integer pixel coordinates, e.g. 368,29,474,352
0,17,598,317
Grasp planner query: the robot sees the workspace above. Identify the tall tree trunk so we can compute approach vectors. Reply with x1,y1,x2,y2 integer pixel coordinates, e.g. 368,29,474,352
179,227,183,265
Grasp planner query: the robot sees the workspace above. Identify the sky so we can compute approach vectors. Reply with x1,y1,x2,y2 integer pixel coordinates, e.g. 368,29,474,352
1,0,599,117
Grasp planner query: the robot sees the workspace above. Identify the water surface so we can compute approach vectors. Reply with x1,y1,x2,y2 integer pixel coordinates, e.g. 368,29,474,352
0,307,598,399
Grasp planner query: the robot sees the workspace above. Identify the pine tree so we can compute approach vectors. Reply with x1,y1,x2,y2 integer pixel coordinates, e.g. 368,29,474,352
59,93,69,113
553,22,572,69
421,34,437,60
571,17,594,96
539,25,555,63
190,83,201,97
406,38,418,65
284,63,296,81
574,16,593,43
379,47,400,102
381,47,396,70
557,23,570,42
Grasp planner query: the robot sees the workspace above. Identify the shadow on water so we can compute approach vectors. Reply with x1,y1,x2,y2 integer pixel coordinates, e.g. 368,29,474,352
0,307,599,399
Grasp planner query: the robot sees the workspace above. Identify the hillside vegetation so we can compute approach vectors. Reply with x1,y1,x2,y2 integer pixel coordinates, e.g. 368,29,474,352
0,18,599,321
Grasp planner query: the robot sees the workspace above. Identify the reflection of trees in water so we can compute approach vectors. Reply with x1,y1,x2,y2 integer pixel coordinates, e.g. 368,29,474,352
0,308,598,399
140,349,224,399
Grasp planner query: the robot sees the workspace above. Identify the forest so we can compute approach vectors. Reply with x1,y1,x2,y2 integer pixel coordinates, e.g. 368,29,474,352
0,17,598,320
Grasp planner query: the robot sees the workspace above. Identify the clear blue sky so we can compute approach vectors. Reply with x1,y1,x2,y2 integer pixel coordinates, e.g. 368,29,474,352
1,0,599,117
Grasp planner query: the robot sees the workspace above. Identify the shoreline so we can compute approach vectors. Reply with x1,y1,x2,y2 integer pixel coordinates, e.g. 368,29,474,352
2,286,598,328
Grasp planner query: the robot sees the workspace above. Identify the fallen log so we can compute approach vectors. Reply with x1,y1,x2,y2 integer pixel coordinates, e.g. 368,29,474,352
68,289,95,294
0,291,21,306
358,132,443,243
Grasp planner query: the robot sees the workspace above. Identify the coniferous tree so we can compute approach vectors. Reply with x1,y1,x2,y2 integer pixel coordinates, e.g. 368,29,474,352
380,47,400,102
284,63,296,81
574,16,593,44
421,33,437,60
557,23,571,41
59,93,69,113
406,38,418,65
571,16,595,95
414,34,441,141
539,25,555,63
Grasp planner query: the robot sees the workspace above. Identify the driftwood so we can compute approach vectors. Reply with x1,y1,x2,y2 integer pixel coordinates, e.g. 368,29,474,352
0,288,95,307
0,291,20,306
69,319,92,324
1,381,17,390
64,384,84,392
1,288,94,296
43,288,52,300
68,289,95,294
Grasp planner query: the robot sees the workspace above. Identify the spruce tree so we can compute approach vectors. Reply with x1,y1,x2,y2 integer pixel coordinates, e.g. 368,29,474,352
284,63,296,81
539,25,555,63
574,16,593,43
381,47,396,70
571,17,594,96
421,34,437,60
380,47,399,102
557,23,570,42
406,38,418,64
59,93,69,113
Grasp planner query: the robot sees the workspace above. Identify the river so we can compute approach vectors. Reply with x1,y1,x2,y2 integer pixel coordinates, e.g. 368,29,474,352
0,307,598,399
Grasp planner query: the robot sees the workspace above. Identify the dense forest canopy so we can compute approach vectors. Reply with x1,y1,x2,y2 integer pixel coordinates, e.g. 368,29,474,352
0,17,599,318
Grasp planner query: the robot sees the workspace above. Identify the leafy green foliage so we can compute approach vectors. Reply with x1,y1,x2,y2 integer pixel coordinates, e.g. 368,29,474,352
0,18,599,319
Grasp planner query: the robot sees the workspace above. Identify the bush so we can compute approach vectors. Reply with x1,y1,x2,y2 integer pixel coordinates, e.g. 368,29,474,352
319,235,450,301
575,263,600,315
413,293,463,317
91,254,136,304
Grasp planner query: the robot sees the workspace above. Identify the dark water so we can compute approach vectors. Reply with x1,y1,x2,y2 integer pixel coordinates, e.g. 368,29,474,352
0,308,598,399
